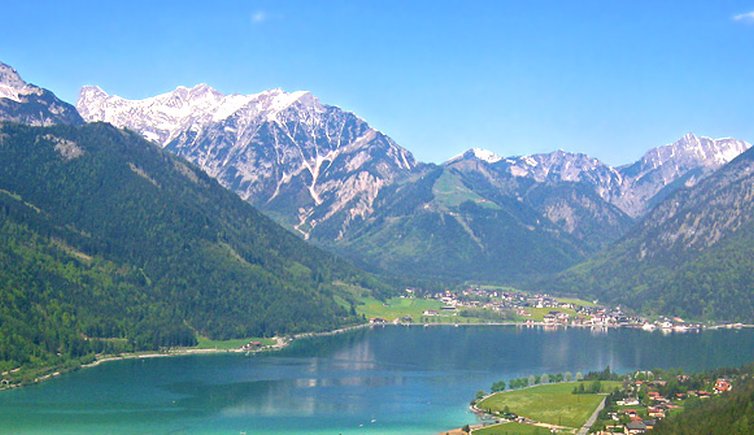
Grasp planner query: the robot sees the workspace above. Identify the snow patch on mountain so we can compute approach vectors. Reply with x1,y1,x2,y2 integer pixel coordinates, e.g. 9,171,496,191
470,147,503,163
77,85,317,146
448,147,503,164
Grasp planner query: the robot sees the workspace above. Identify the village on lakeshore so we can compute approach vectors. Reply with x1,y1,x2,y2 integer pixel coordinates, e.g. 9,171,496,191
452,365,742,435
367,286,748,333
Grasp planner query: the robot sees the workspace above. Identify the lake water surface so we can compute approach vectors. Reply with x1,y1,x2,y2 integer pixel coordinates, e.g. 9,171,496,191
2,325,753,434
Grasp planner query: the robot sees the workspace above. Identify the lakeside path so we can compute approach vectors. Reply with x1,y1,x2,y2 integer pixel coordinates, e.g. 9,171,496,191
0,322,374,391
80,322,375,370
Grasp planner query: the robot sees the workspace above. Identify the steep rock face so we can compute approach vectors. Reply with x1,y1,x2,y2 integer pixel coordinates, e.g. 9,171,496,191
615,133,750,216
623,146,754,258
0,62,83,126
77,85,416,240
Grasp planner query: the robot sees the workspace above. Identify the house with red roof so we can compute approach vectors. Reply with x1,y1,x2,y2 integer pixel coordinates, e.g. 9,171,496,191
714,379,732,393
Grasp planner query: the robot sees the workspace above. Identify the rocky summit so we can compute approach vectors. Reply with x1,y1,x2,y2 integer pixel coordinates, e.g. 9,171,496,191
77,84,416,241
0,62,83,126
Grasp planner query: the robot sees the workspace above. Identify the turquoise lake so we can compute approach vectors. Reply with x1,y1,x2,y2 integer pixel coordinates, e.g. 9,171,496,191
2,326,753,434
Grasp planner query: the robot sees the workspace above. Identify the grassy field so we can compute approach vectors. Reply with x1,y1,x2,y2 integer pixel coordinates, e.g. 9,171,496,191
356,297,445,321
477,381,621,428
432,170,500,209
555,297,597,307
475,284,520,292
473,422,559,435
194,336,276,350
355,296,509,323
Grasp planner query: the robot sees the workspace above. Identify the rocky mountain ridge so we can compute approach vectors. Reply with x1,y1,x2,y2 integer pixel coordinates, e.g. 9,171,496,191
450,133,751,218
77,82,752,246
0,61,83,126
77,84,416,240
74,79,752,281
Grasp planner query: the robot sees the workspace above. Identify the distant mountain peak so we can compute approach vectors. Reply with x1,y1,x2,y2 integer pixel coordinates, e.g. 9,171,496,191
77,84,321,145
447,147,513,165
0,60,83,126
0,61,33,103
80,84,107,96
448,147,504,164
77,82,416,240
444,132,750,220
469,147,503,163
611,133,751,217
0,61,26,90
634,133,751,173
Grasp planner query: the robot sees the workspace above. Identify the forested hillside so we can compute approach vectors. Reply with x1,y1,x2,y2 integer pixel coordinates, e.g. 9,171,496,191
0,121,389,374
652,364,754,434
333,167,586,282
547,147,754,322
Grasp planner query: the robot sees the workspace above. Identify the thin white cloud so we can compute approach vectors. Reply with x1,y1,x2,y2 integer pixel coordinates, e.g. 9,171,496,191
252,10,268,24
732,10,754,22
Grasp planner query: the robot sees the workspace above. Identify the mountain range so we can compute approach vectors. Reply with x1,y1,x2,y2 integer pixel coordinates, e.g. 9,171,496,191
77,84,750,281
2,58,753,323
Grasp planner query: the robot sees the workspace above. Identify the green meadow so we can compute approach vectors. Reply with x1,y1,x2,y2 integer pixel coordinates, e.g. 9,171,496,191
473,421,560,434
476,381,621,429
194,336,276,350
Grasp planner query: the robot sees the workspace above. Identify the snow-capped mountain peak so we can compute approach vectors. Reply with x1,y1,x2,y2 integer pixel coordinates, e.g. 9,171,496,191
0,61,35,102
0,62,27,89
469,147,503,163
504,150,623,197
77,83,416,240
610,133,751,216
445,133,749,219
638,132,750,170
77,84,320,146
447,147,503,164
0,60,83,126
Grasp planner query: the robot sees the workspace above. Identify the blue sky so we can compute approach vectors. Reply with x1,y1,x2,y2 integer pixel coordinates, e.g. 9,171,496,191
2,0,754,165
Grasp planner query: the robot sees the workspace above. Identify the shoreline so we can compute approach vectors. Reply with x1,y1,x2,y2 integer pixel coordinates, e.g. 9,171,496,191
0,322,374,391
2,320,751,392
376,320,754,331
